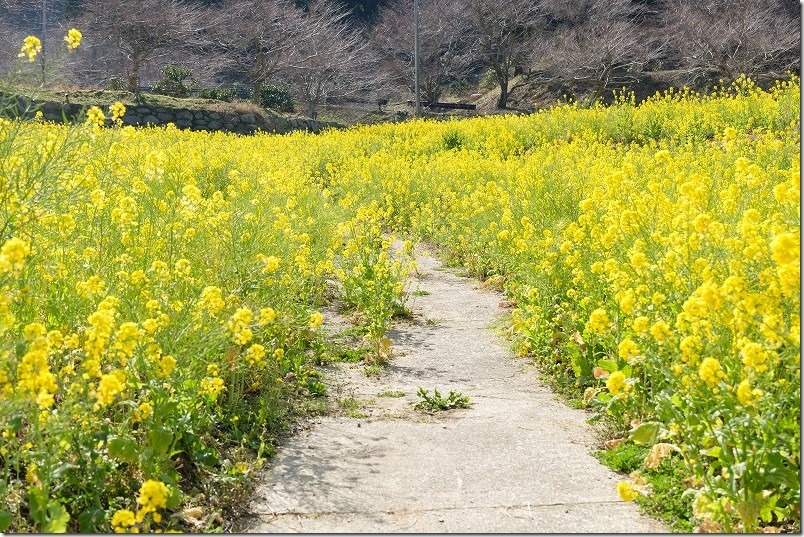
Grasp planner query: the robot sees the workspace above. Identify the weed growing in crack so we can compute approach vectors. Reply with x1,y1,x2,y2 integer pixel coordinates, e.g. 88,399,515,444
337,396,369,418
377,390,405,398
414,387,471,412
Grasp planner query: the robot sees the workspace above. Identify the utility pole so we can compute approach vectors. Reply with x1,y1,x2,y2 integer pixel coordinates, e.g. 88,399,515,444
413,0,420,118
41,0,47,84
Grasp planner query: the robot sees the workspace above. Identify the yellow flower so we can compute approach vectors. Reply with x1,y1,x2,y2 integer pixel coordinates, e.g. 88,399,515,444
617,481,639,502
0,237,30,273
77,275,106,298
309,311,324,327
36,389,55,410
26,464,39,484
631,316,650,334
606,371,628,395
200,376,224,398
96,371,126,406
245,344,266,366
740,341,768,372
736,379,763,407
228,307,254,344
23,322,47,340
198,286,225,315
18,35,41,62
137,480,168,517
258,307,277,325
86,106,106,127
110,101,126,123
698,357,726,387
112,509,136,532
113,322,141,362
586,308,610,335
618,338,639,362
157,355,176,377
262,255,281,273
770,231,799,266
133,402,153,422
64,28,82,49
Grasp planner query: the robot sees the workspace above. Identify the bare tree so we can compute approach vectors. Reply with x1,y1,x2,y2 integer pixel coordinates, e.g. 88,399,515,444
81,0,202,92
207,0,306,103
538,0,662,102
458,0,547,109
0,0,76,82
286,0,381,118
372,0,471,105
664,0,800,87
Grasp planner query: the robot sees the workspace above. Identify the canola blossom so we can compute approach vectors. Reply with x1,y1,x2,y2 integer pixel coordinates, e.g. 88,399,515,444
0,75,799,533
64,28,82,50
18,36,41,62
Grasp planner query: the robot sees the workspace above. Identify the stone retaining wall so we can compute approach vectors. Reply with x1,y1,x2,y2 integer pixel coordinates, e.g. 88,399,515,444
4,96,342,135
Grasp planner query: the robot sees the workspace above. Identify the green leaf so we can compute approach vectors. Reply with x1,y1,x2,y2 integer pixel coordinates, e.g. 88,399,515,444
153,401,179,421
107,435,138,463
43,502,69,533
598,359,618,373
165,484,182,510
0,511,12,532
670,393,682,407
704,446,722,458
765,466,799,489
78,508,105,533
571,352,591,378
630,422,661,445
148,426,174,456
27,486,48,526
8,414,23,433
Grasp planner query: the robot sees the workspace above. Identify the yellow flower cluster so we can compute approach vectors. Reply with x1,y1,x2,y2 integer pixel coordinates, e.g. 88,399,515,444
0,237,30,274
18,35,41,62
64,28,82,50
86,106,105,127
0,71,797,532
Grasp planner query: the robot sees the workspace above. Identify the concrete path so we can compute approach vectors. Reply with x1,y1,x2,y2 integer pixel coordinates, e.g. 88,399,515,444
239,247,666,533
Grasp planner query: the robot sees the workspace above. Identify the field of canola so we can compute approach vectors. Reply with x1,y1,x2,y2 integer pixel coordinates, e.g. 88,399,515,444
0,76,799,533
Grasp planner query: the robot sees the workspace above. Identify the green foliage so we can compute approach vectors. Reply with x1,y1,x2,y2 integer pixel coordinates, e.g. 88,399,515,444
377,390,405,398
105,77,126,91
151,65,196,98
596,443,694,532
414,387,471,412
197,87,237,102
259,84,295,113
596,443,648,473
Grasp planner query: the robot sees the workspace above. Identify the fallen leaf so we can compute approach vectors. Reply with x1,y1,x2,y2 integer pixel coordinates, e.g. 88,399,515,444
603,438,625,450
694,519,722,533
644,442,679,469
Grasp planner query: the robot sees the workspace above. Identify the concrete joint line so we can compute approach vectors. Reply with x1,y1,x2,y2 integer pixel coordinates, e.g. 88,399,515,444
250,499,627,518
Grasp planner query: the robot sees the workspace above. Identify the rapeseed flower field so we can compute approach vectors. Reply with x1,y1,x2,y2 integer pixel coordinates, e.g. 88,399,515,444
0,55,798,532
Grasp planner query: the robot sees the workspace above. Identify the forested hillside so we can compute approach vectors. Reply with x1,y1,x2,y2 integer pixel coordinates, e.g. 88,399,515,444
0,0,799,119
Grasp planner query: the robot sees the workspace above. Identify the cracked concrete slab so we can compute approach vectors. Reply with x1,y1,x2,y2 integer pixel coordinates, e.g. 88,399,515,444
237,247,666,533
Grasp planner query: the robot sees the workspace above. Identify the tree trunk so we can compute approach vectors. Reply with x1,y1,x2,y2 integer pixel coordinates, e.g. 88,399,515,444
252,80,263,105
496,81,509,109
127,55,141,93
305,100,317,119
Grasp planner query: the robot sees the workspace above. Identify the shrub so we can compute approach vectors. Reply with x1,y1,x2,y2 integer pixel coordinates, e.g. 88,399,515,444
259,84,295,113
197,87,237,102
151,65,196,98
